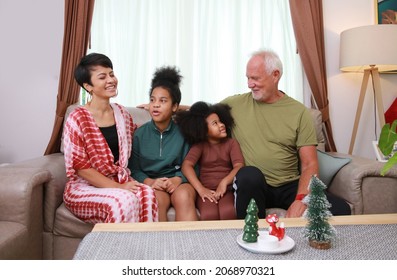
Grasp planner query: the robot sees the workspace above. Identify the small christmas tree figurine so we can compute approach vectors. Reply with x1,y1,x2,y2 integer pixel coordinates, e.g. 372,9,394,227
303,175,336,249
242,198,259,242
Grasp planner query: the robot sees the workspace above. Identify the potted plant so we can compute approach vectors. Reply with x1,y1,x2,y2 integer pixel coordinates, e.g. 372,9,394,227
378,120,397,175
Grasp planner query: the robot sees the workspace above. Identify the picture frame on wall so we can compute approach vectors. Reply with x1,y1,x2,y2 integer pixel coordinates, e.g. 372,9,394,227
376,0,397,24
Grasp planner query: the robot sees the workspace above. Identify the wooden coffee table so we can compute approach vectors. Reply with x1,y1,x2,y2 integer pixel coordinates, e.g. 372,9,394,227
73,214,397,260
92,213,397,232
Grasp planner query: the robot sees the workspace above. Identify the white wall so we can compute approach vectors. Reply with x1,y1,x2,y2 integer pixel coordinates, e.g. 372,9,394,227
0,0,63,163
0,0,396,164
324,0,397,158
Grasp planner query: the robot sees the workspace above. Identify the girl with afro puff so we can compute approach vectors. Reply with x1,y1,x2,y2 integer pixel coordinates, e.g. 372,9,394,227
128,66,198,221
175,101,245,220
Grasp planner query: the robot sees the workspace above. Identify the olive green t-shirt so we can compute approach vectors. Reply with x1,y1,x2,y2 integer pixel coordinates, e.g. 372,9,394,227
221,92,317,187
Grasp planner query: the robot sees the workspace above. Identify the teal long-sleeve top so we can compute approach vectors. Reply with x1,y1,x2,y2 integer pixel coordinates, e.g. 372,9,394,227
129,120,190,183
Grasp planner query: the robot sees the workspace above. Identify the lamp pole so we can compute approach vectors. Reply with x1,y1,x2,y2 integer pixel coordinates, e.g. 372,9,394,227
349,66,385,155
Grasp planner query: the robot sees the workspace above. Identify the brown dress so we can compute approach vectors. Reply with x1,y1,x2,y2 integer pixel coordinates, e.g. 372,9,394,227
184,138,244,220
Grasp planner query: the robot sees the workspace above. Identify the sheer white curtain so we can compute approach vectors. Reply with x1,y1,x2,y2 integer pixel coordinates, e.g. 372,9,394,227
89,0,303,106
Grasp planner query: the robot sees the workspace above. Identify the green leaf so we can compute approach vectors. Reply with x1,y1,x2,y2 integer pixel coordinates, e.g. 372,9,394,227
378,120,397,156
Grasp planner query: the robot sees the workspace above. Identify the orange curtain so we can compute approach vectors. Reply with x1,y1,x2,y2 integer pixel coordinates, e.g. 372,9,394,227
289,0,337,152
44,0,95,155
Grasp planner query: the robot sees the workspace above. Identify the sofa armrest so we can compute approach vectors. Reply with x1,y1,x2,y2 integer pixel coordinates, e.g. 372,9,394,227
0,167,49,224
327,153,397,214
14,153,67,232
0,167,50,259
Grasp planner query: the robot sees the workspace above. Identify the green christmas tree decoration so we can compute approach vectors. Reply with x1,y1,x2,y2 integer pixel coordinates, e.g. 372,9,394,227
303,175,336,249
242,198,259,242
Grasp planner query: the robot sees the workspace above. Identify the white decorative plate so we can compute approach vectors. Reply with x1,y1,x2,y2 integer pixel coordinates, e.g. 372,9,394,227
236,230,295,254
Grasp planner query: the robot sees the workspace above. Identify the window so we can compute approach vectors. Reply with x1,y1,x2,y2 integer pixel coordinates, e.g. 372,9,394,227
87,0,303,106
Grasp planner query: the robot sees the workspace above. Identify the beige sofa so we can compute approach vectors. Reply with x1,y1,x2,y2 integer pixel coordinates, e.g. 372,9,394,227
0,167,50,259
1,104,397,260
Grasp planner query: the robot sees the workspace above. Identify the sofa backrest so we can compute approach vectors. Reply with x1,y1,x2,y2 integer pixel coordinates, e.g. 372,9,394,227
64,104,152,126
61,104,152,153
62,104,325,152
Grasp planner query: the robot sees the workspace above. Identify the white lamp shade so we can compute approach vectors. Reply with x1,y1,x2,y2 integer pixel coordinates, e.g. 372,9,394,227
339,25,397,72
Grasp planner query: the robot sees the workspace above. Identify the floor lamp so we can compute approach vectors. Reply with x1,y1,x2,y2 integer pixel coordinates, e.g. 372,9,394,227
339,25,397,155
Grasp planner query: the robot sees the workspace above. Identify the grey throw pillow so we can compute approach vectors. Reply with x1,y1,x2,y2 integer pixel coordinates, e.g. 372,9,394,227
317,150,351,186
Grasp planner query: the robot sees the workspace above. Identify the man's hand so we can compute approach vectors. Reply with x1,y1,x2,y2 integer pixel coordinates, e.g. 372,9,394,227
286,200,307,218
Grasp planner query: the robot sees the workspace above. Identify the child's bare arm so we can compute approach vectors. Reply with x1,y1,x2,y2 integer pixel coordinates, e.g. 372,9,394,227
223,162,244,186
182,159,216,203
214,162,244,199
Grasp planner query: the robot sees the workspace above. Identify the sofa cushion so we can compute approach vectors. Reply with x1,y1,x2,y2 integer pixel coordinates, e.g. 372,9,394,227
266,208,287,218
317,150,351,186
53,203,94,238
